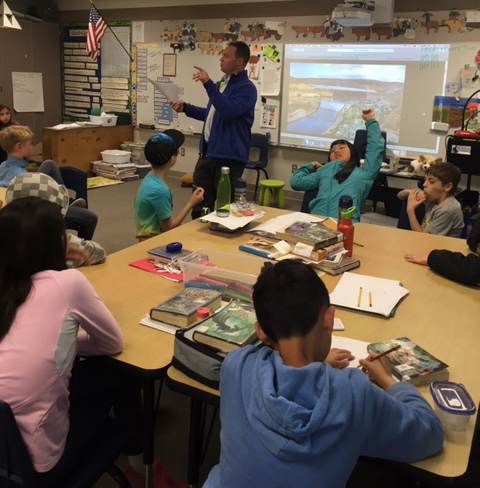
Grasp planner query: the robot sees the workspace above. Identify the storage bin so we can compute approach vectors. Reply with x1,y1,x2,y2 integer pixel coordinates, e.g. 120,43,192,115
178,248,266,301
89,114,118,126
101,149,131,164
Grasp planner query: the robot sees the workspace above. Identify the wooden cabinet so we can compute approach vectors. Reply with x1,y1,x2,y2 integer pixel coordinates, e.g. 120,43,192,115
42,125,134,173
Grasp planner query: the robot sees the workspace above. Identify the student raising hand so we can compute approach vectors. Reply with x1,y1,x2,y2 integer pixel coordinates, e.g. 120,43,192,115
361,109,375,121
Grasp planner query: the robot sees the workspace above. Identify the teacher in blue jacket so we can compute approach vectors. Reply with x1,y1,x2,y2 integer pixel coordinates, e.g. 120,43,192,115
171,41,257,219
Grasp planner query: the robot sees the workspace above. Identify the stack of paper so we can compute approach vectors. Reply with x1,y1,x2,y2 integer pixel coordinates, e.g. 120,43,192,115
330,273,409,317
92,160,139,181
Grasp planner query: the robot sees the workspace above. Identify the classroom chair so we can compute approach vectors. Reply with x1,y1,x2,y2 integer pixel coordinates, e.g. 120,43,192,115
0,400,132,488
245,133,269,203
59,166,89,208
258,180,285,208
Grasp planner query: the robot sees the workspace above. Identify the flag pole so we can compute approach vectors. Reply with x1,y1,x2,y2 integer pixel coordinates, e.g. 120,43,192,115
88,0,133,62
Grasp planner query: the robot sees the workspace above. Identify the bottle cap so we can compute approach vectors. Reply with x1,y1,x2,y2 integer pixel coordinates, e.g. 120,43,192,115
221,167,230,175
197,307,210,319
234,178,247,188
339,195,353,208
341,206,356,219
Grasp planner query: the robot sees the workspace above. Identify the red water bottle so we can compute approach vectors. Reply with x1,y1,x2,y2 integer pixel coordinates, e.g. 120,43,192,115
338,206,356,257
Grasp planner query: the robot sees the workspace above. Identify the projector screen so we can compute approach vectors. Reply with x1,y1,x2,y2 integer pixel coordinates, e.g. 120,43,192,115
280,44,451,159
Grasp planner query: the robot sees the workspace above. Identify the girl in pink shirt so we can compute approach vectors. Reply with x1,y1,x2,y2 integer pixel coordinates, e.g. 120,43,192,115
0,197,128,483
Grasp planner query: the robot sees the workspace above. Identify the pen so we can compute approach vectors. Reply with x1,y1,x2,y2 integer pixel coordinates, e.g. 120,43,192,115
357,287,362,307
357,345,401,368
369,291,372,307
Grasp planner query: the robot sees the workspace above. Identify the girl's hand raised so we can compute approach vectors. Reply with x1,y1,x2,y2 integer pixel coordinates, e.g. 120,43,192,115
362,109,375,121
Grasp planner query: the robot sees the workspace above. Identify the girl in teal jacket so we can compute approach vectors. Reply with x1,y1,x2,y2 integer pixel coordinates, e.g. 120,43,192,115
290,110,385,223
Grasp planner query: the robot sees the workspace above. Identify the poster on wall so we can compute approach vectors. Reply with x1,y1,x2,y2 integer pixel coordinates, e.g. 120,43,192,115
61,22,132,121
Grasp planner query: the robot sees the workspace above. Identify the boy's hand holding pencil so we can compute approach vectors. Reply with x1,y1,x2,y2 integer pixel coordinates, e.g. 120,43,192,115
358,345,401,390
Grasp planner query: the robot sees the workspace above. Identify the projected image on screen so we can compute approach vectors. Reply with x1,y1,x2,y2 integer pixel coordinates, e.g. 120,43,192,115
287,63,406,143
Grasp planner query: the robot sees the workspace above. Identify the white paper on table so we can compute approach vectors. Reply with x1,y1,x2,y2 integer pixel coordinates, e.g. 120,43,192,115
273,240,292,255
293,242,314,257
330,273,409,317
248,212,327,236
139,315,178,335
201,210,265,230
331,336,369,368
148,78,179,102
333,318,345,331
260,67,281,96
12,72,44,112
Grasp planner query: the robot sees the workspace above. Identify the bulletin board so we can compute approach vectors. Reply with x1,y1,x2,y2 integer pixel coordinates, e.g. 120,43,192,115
61,22,132,121
133,41,283,143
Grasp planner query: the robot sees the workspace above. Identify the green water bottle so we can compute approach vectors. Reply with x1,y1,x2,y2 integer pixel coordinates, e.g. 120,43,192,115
216,167,231,217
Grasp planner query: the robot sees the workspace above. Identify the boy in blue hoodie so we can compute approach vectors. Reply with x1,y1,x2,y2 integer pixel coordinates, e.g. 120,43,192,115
204,260,444,488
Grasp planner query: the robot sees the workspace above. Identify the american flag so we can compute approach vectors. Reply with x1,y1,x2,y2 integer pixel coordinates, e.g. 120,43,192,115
86,5,107,61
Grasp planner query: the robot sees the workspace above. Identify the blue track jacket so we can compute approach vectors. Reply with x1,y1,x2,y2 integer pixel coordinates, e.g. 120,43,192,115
184,70,257,164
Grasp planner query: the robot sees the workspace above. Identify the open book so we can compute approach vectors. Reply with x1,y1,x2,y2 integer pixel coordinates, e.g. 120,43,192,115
329,272,409,317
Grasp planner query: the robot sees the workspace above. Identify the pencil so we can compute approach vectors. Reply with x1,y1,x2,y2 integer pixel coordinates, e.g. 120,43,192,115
369,291,372,307
354,242,364,247
357,287,362,307
357,344,401,368
370,344,401,362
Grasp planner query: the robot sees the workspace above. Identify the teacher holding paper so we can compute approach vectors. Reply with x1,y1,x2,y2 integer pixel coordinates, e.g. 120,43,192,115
171,41,257,219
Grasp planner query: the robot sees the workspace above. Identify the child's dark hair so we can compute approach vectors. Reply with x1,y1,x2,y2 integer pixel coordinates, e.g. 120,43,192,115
329,140,361,184
0,197,67,341
227,41,250,67
0,104,14,128
425,162,461,194
252,260,330,342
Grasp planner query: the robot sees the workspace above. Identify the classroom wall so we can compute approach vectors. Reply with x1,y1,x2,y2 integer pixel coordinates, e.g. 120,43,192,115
0,18,61,139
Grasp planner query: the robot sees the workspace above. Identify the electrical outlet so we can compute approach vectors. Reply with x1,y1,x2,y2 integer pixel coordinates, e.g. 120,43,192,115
292,164,298,173
180,148,185,156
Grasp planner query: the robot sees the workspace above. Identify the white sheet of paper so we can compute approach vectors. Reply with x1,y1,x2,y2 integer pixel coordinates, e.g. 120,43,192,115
333,318,345,331
12,72,44,112
273,240,292,254
260,67,281,96
330,273,409,317
133,21,145,43
201,210,265,230
331,336,369,368
148,78,179,102
293,242,314,257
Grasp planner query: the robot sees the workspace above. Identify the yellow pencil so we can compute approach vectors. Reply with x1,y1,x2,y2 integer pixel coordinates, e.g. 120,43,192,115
369,291,372,307
357,287,362,307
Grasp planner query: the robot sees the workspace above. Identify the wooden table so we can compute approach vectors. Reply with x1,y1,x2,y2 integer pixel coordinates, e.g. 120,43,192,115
81,209,479,486
43,125,133,173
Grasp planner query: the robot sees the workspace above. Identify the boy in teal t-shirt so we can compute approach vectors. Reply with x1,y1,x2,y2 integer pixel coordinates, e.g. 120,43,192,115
134,129,204,239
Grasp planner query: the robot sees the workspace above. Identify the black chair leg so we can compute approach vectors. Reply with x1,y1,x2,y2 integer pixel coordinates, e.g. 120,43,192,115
106,463,133,488
253,171,260,203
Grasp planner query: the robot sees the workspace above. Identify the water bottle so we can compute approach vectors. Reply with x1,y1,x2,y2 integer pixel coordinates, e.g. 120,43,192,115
216,167,231,217
338,206,356,257
337,195,353,228
234,178,247,203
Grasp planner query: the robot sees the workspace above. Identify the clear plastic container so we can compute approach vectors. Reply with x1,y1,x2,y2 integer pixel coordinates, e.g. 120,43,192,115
178,248,266,291
429,381,476,431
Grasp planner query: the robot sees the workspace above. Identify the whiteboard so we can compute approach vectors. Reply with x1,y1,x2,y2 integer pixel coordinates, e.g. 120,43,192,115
133,43,283,143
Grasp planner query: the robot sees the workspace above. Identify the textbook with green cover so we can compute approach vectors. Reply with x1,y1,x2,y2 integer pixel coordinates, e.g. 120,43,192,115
150,287,222,327
367,337,449,386
193,301,257,353
276,221,344,250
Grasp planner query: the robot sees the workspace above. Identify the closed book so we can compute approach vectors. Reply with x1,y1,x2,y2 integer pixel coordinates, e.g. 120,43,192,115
277,221,344,250
292,241,345,262
367,337,449,386
316,255,360,275
150,287,223,327
193,301,257,353
239,236,280,259
148,245,193,264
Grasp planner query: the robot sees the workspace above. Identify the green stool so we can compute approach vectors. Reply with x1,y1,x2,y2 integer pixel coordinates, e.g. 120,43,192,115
258,180,286,208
